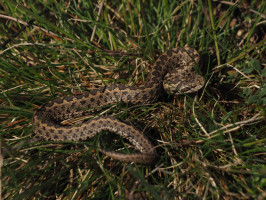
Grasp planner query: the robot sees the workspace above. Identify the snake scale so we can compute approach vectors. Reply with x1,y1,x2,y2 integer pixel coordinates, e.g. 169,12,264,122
32,47,205,164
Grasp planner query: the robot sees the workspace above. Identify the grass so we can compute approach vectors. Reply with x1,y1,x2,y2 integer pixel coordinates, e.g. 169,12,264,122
1,0,265,199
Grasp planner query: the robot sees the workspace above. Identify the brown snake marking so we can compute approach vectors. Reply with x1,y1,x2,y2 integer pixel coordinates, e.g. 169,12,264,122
32,47,205,164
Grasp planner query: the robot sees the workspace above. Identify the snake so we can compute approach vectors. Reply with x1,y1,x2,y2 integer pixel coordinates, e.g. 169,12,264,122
32,47,205,164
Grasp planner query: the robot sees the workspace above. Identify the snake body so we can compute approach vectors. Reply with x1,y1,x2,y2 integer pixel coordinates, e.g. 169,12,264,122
32,47,204,164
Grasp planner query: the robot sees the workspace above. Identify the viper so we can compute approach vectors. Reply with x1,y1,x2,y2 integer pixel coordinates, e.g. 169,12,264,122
32,47,205,164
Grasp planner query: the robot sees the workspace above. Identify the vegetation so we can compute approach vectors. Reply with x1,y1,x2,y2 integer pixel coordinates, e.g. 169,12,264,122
1,0,265,199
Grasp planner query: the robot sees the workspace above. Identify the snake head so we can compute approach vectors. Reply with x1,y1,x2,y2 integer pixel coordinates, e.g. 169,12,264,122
163,70,205,95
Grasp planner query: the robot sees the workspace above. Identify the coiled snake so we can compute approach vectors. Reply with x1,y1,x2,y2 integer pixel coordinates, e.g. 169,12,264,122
32,47,205,164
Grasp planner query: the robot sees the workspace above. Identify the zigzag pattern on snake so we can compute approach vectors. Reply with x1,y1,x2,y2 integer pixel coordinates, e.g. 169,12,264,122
32,47,205,164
